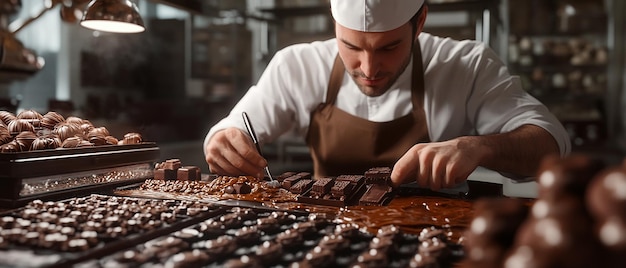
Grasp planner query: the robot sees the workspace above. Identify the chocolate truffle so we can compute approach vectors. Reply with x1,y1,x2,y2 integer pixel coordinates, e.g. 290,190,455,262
536,154,604,199
120,132,142,145
54,122,82,141
65,116,84,125
30,135,62,150
0,140,20,152
0,111,16,125
41,111,65,130
16,109,43,127
14,131,37,151
586,167,626,221
255,241,283,265
0,126,12,145
7,119,34,135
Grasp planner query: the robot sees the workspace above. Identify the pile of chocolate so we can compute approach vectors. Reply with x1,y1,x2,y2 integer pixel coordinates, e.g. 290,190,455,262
280,167,395,206
463,154,626,268
0,110,143,152
0,194,216,267
97,206,462,268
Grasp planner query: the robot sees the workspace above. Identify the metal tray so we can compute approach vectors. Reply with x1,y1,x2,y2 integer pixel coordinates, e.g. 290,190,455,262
0,143,160,208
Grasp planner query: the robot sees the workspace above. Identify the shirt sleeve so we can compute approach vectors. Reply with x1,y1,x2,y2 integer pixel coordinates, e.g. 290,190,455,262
424,38,571,157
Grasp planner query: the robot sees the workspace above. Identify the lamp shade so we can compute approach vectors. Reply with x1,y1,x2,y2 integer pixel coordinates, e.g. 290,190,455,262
80,0,145,33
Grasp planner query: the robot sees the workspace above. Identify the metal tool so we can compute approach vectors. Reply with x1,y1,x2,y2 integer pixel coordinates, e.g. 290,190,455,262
242,111,276,182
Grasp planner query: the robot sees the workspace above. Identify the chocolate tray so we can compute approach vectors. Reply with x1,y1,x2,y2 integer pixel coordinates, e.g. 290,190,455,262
0,143,160,208
89,201,463,268
0,194,225,268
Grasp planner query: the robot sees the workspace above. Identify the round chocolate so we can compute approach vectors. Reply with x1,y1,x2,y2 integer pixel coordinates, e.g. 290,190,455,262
65,116,84,125
16,109,42,127
276,229,303,247
7,119,34,135
222,255,262,268
586,167,626,221
60,136,83,148
41,111,65,130
0,111,16,125
302,246,334,267
234,226,261,246
15,131,37,151
165,249,210,268
54,122,82,141
256,217,281,234
596,217,626,250
0,140,21,152
203,235,236,256
536,154,604,199
255,241,283,265
104,135,119,145
355,248,388,267
464,197,528,249
0,125,11,145
409,253,439,268
30,135,62,150
120,132,142,145
318,234,350,252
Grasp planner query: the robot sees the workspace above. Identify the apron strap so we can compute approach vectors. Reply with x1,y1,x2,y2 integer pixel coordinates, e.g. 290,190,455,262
410,41,425,114
326,54,345,105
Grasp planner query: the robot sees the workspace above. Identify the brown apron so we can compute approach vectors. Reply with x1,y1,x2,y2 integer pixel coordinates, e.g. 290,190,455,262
306,43,430,177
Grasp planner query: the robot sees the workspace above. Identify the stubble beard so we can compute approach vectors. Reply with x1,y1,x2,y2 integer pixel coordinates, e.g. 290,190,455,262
349,49,413,97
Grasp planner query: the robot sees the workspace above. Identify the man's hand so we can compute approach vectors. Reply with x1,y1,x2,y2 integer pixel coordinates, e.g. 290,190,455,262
205,127,267,177
391,136,483,191
390,125,561,191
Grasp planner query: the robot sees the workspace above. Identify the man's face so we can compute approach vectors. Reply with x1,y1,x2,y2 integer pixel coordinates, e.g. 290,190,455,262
335,22,415,97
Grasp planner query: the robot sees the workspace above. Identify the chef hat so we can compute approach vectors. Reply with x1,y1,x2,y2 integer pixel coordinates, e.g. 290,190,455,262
330,0,425,32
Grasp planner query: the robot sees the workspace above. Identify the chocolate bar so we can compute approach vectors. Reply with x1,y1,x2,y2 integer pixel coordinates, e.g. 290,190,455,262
330,180,354,199
364,167,392,185
290,179,314,194
359,184,394,206
311,177,335,197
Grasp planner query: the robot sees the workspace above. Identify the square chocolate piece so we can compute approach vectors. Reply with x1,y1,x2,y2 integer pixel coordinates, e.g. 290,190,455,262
331,180,355,199
311,177,335,196
177,166,200,181
276,172,297,182
154,168,177,180
365,167,392,185
336,175,365,186
359,184,394,206
282,176,302,189
164,159,182,170
290,179,314,194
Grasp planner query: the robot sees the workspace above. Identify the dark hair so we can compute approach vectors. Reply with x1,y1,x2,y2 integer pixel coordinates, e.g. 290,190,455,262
409,3,426,37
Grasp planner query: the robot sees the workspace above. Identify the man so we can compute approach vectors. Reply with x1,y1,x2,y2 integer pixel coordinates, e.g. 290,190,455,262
204,0,571,191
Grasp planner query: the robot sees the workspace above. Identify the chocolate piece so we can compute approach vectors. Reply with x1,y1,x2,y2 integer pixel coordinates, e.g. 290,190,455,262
0,140,21,152
87,128,107,146
276,229,303,247
331,180,354,199
41,111,65,130
120,132,143,145
177,166,201,181
54,122,82,141
104,135,119,145
0,111,16,125
311,177,335,196
14,131,37,151
65,116,84,125
290,179,314,194
222,255,262,268
234,226,261,246
255,241,283,265
60,136,84,148
0,126,11,145
359,184,394,206
337,174,365,185
318,234,350,252
165,249,210,268
282,176,302,189
536,154,604,200
587,167,626,221
276,171,296,182
30,135,61,150
7,119,34,135
365,167,392,185
256,217,281,235
302,246,334,267
419,237,448,258
203,235,236,256
164,159,182,170
17,109,42,127
409,253,439,268
356,248,388,267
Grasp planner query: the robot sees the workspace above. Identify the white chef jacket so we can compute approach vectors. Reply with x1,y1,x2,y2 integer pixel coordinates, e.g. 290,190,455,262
204,33,571,157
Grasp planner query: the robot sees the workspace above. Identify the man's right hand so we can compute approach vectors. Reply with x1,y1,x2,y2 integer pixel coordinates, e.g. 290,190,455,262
205,127,267,177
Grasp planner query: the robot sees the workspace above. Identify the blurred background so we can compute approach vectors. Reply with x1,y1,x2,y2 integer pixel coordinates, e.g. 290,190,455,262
0,0,624,174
